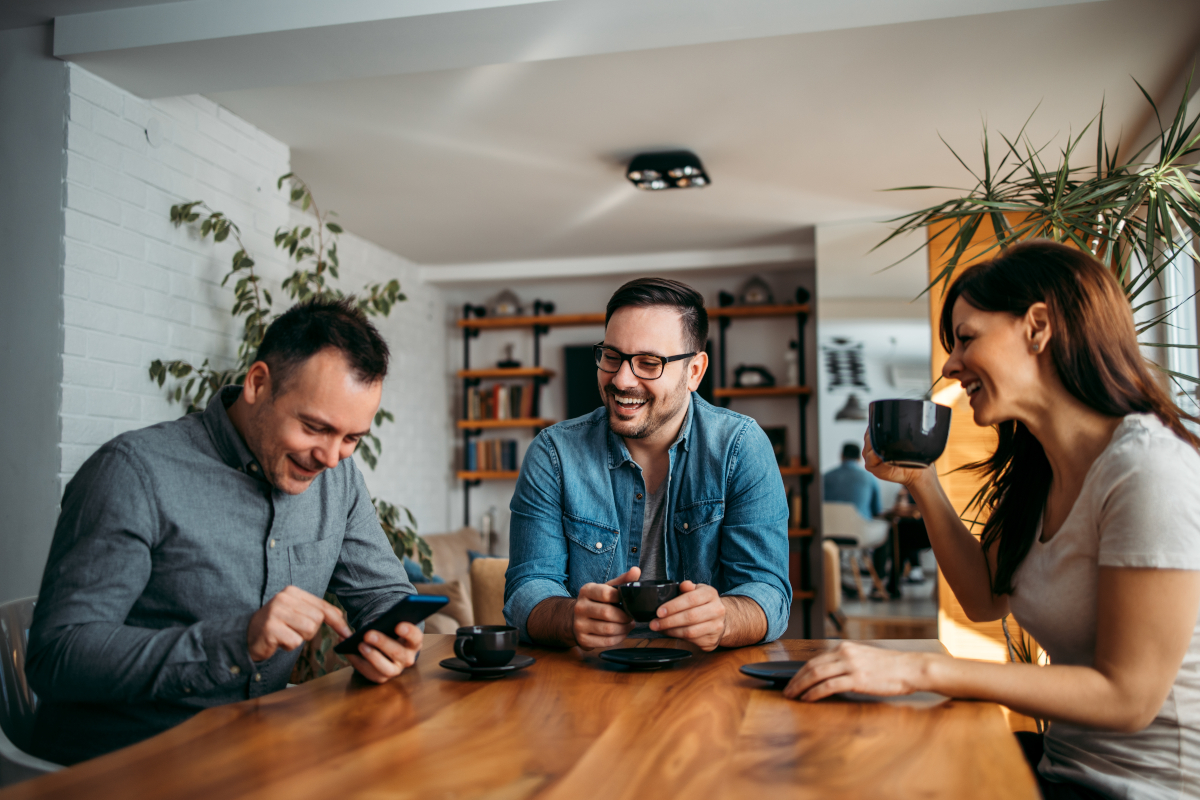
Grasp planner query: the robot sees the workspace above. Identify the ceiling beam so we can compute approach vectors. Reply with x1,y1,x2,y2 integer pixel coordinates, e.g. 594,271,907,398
55,0,1104,98
418,243,815,284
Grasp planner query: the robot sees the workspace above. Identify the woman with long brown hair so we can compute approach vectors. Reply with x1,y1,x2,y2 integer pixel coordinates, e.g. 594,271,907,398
785,240,1200,799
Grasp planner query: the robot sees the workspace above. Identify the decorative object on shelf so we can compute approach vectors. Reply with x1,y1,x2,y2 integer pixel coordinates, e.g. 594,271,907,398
488,289,523,317
762,426,787,466
835,393,868,421
718,290,736,308
532,299,556,316
823,338,868,391
794,286,811,304
784,340,800,387
733,364,776,389
626,149,710,191
738,276,773,306
788,487,802,528
497,343,521,369
463,303,487,319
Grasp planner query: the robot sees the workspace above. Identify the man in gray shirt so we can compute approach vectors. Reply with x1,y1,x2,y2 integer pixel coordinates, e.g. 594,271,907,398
26,298,421,765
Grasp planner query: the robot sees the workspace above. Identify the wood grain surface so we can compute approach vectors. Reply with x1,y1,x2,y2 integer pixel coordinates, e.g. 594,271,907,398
1,636,1036,800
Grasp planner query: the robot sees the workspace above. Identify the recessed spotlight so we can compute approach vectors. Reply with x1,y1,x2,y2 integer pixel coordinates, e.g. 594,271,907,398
626,151,710,191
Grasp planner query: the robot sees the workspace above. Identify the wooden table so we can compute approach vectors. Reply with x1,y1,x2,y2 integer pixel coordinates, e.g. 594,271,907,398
1,636,1036,800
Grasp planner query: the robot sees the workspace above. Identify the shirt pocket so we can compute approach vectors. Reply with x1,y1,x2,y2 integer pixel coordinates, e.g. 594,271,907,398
287,537,342,596
672,501,724,582
562,514,619,589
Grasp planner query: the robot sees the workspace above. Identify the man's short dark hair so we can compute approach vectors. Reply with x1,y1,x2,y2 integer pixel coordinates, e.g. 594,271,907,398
841,443,861,461
605,277,708,353
255,297,389,394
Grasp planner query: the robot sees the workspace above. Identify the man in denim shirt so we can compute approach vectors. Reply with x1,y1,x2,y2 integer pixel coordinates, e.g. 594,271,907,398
504,278,791,650
27,299,421,764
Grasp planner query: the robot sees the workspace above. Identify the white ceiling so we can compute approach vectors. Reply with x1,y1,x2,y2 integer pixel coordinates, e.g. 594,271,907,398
207,0,1199,267
42,0,1200,276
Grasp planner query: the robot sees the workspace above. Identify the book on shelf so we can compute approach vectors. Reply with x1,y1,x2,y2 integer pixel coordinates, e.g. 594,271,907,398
464,439,520,472
465,384,531,421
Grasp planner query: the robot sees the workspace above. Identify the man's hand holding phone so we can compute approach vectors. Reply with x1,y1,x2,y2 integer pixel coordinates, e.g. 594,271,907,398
247,585,423,684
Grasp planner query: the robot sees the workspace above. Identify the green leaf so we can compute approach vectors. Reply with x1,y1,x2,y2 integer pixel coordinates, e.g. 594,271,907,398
326,222,343,233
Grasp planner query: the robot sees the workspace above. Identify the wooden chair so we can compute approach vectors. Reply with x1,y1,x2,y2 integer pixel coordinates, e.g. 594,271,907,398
0,597,62,787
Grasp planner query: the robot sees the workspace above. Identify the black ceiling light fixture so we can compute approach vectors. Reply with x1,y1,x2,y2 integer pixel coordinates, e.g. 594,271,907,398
626,150,710,191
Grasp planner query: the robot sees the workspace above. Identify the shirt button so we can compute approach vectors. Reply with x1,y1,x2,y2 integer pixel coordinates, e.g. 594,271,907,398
230,665,241,675
631,546,638,553
254,673,262,682
184,687,191,693
269,539,276,548
683,523,689,530
595,542,602,550
636,493,643,500
249,464,259,472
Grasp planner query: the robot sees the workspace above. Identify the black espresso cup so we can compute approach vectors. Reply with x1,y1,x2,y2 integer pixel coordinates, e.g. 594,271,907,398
617,580,681,623
868,398,952,468
454,625,517,668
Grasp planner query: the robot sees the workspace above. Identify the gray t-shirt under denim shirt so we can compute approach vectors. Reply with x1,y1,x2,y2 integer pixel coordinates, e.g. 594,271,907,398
637,478,668,581
25,386,414,765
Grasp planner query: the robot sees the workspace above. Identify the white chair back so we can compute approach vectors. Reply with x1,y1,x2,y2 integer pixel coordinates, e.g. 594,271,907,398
0,596,62,785
822,501,889,549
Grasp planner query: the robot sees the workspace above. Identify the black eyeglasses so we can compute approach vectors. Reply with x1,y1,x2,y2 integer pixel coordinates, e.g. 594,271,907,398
593,344,696,380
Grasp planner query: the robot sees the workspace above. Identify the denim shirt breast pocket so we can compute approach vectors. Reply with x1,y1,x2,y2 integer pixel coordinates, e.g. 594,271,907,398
562,514,620,593
287,537,342,597
672,501,724,584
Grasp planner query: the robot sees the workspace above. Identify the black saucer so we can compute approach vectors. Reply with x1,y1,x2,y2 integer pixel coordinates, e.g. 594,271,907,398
739,660,807,687
598,647,693,670
440,653,535,679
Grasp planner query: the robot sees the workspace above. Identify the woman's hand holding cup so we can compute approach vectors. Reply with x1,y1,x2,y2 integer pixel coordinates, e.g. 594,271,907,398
862,432,932,490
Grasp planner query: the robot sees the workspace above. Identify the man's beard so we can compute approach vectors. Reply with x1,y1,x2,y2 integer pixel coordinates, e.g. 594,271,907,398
603,369,689,440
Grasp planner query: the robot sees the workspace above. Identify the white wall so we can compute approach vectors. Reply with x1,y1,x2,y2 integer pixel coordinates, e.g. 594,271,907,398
438,264,816,554
0,26,68,604
10,60,452,592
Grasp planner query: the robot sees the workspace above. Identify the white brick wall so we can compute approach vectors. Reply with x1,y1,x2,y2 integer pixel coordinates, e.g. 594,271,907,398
61,65,452,534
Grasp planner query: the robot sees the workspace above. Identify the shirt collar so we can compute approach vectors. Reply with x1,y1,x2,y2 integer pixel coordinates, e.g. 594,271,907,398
606,392,694,471
202,385,267,480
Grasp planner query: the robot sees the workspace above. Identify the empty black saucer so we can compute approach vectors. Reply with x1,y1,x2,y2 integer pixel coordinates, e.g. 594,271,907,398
739,660,807,687
440,653,535,679
598,647,693,670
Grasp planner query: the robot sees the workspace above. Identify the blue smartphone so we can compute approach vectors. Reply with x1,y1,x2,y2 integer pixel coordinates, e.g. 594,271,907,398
333,594,448,655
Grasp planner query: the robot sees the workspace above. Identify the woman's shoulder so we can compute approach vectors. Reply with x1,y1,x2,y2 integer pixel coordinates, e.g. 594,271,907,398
1098,414,1200,478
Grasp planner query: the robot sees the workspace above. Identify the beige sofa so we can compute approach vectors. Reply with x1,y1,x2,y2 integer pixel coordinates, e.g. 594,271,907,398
414,527,509,633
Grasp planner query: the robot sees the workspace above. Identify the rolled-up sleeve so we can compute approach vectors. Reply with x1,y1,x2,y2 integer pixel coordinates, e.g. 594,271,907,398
504,432,572,642
26,446,256,703
717,421,792,642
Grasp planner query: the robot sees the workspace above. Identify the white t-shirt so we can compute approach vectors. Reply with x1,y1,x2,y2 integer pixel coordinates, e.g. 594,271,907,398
1008,414,1200,800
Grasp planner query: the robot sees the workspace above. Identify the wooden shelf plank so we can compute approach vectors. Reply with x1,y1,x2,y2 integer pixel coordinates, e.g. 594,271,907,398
458,367,555,379
457,418,554,430
706,303,810,319
458,313,606,330
713,385,811,399
458,470,520,481
788,528,814,538
780,465,815,477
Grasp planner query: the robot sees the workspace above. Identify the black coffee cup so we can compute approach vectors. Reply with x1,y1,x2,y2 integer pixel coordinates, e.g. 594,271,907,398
454,625,517,668
617,581,681,623
868,398,951,468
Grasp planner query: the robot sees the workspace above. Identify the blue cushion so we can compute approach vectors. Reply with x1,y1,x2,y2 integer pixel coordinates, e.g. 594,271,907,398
403,556,444,584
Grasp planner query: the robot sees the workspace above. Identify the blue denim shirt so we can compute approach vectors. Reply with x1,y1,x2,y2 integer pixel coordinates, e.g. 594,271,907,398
504,394,791,643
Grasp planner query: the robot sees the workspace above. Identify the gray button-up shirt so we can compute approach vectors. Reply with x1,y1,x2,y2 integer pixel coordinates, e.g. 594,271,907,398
26,387,414,765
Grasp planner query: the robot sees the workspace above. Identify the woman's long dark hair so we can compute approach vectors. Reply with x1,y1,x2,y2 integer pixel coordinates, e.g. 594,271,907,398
939,240,1200,595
